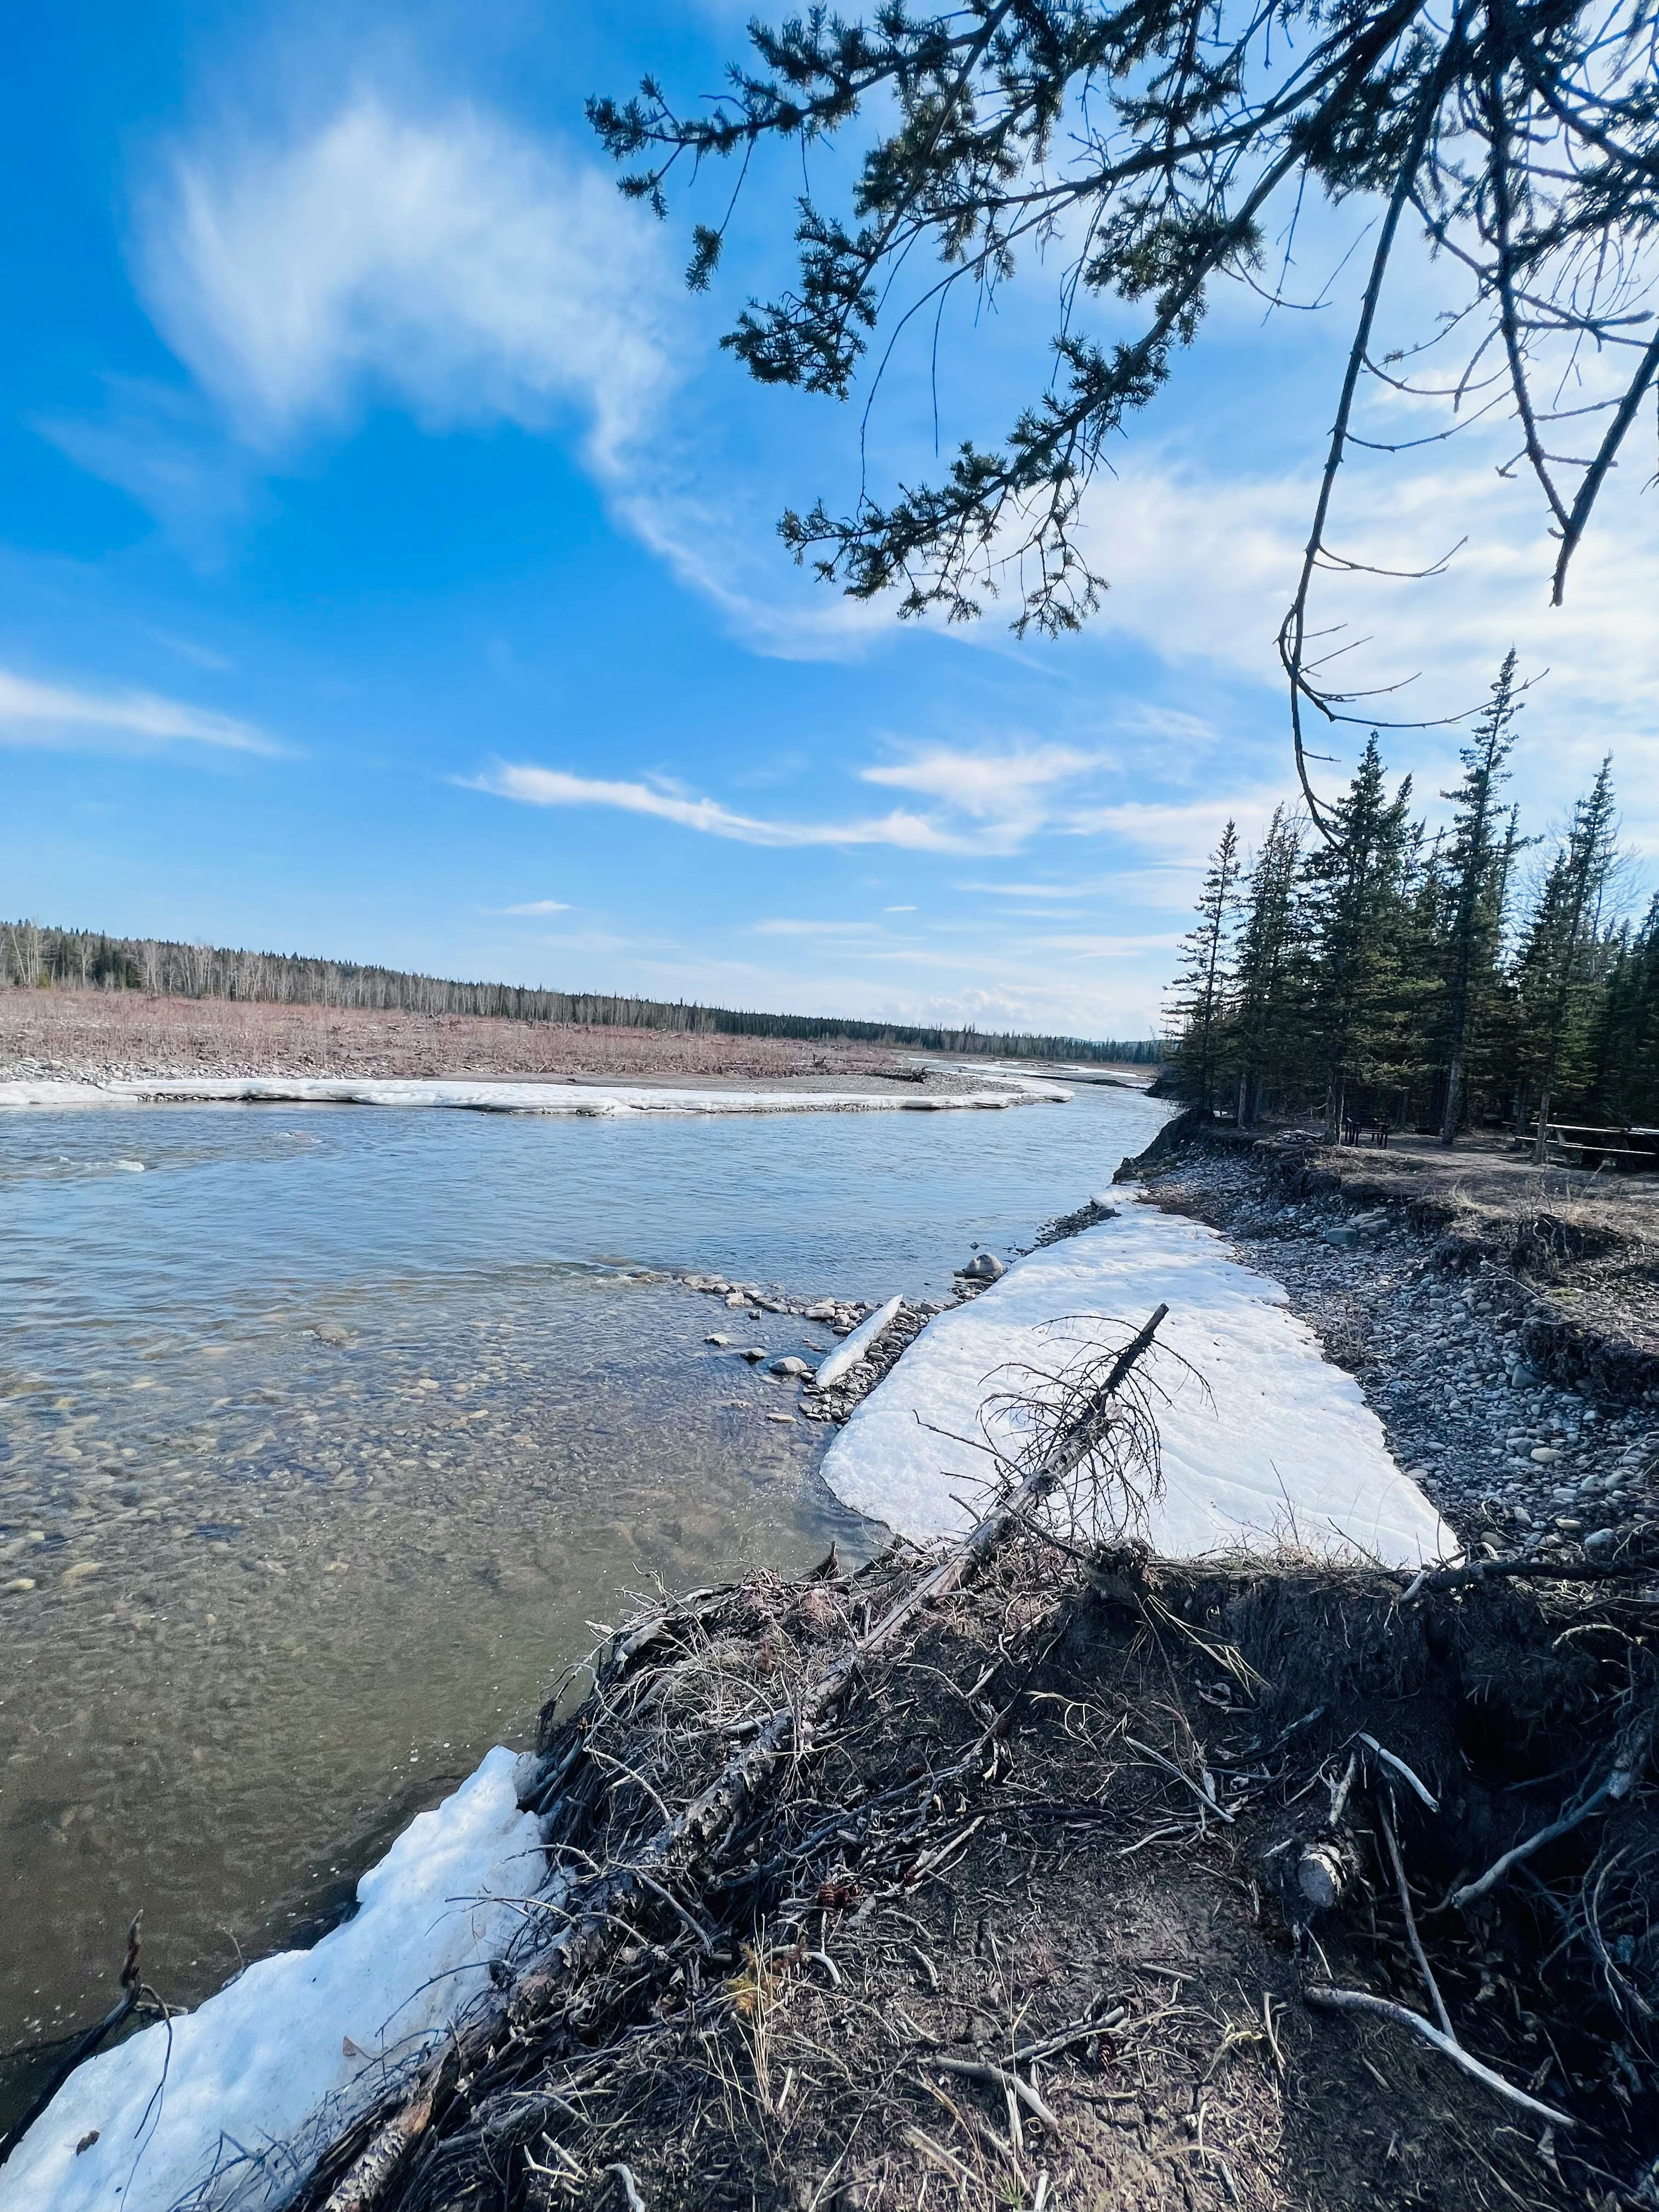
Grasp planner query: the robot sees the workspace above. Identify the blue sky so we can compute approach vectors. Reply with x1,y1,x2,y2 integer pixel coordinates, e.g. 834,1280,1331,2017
3,1,1654,1039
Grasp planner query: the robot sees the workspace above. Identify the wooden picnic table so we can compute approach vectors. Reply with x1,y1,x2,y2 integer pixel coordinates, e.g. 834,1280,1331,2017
1536,1122,1659,1170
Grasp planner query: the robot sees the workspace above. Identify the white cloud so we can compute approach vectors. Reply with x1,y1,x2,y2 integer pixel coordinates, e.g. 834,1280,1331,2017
485,899,571,916
1071,450,1659,845
1025,932,1183,958
861,743,1103,819
884,904,917,912
465,763,972,851
0,668,279,755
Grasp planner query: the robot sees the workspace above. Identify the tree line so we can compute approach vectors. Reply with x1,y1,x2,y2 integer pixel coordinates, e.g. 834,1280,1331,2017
0,921,1160,1067
1165,653,1657,1153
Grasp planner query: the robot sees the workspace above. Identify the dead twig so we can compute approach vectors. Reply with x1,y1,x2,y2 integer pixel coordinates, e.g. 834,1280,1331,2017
932,2057,1059,2129
1451,1720,1650,1911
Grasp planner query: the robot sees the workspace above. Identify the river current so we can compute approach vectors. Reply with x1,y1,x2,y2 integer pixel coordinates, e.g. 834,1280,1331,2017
0,1080,1165,2108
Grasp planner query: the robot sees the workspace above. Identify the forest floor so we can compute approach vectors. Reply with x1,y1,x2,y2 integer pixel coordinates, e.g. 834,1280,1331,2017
0,988,998,1092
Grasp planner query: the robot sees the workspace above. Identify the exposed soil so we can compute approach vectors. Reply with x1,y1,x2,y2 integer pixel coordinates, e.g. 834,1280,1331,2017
294,1537,1657,2212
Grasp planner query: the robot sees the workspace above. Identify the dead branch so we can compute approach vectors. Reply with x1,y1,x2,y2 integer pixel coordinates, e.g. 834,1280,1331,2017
1304,1987,1577,2129
931,2057,1059,2129
1451,1717,1651,1911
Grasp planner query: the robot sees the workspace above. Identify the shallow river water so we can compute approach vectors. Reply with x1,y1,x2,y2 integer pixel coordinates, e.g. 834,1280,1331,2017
0,1081,1164,2107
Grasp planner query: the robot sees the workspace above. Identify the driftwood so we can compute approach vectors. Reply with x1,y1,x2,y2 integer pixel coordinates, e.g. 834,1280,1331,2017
316,1307,1170,2211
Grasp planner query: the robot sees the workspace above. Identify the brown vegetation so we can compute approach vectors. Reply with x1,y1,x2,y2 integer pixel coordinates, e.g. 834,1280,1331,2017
0,988,911,1086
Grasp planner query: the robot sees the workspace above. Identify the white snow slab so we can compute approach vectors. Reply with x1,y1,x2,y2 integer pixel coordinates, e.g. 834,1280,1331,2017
821,1194,1455,1568
0,1075,1069,1117
814,1295,904,1390
0,1747,541,2212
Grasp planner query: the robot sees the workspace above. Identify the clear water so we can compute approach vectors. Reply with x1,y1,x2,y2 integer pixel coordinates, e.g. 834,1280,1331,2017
0,1084,1164,2096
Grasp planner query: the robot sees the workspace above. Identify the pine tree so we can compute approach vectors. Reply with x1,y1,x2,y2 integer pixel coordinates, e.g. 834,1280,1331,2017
1166,821,1241,1112
1437,651,1523,1144
1585,894,1659,1125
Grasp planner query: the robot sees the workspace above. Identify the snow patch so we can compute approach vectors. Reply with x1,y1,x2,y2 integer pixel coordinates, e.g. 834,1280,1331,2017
813,1295,904,1390
821,1193,1454,1567
0,1747,540,2212
0,1075,1069,1118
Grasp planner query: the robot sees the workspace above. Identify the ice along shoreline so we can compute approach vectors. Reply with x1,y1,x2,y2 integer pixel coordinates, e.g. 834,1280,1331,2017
0,1071,1071,1117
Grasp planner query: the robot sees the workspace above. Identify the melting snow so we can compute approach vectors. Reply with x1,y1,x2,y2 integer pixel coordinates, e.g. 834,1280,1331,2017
813,1294,904,1390
0,1749,540,2212
821,1191,1454,1567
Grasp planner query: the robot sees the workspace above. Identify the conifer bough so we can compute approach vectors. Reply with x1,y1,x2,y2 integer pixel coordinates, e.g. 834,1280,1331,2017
592,0,1659,833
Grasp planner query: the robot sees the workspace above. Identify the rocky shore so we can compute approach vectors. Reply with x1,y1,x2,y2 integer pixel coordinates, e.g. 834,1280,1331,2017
1132,1123,1659,1566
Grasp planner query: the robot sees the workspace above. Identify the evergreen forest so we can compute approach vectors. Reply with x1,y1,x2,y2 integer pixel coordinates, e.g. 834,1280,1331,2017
1164,655,1658,1147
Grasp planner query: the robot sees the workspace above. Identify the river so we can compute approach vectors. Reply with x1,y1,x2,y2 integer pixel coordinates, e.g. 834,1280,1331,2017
0,1079,1165,2112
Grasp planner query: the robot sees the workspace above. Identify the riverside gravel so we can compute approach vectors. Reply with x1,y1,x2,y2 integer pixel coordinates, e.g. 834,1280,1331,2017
1142,1139,1659,1564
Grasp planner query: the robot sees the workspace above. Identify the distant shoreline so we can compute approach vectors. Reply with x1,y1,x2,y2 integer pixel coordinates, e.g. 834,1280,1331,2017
0,985,1153,1096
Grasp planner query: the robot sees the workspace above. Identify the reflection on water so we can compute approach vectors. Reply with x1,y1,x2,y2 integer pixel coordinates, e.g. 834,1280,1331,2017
0,1085,1164,2091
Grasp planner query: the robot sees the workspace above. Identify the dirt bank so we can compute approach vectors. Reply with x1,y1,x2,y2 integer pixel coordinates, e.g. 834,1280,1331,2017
279,1533,1655,2212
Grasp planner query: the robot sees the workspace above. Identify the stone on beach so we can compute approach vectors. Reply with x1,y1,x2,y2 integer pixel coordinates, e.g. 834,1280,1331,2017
956,1251,1006,1282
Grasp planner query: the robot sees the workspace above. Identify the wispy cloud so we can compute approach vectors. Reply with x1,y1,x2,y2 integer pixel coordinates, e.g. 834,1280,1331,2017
465,762,974,851
49,95,680,540
0,668,279,755
754,918,882,936
142,98,676,466
484,899,572,916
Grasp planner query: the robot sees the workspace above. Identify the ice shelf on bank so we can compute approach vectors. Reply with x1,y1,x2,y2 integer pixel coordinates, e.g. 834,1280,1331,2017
0,1074,1069,1115
821,1190,1455,1567
0,1748,540,2212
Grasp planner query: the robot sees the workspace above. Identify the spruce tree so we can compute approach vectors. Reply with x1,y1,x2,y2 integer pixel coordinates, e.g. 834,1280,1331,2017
1230,808,1304,1128
1301,737,1415,1139
1515,758,1620,1159
1437,651,1522,1145
1167,821,1240,1112
1593,896,1659,1124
